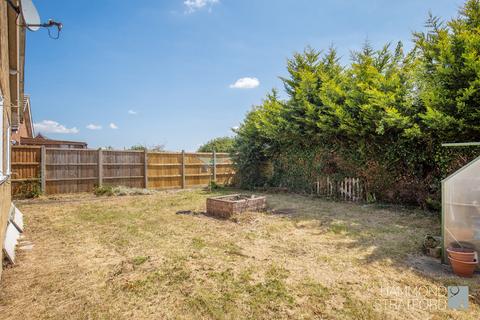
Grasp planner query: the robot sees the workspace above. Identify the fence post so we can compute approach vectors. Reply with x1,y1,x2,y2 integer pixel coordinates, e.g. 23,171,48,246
181,150,186,189
98,148,103,187
144,150,148,189
212,150,217,183
40,146,46,194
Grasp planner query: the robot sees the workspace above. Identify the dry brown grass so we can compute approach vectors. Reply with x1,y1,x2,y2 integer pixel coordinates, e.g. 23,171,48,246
0,189,478,319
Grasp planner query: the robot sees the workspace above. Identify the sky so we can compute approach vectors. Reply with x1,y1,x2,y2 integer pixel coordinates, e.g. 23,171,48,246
25,0,464,151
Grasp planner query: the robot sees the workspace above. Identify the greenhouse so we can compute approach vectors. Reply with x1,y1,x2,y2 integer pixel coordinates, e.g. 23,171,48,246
442,154,480,265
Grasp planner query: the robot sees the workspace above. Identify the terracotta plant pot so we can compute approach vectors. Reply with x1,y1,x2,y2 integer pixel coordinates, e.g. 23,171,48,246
447,247,477,262
449,256,478,278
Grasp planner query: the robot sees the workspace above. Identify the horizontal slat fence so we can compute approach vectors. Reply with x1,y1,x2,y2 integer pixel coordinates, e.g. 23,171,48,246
11,146,235,196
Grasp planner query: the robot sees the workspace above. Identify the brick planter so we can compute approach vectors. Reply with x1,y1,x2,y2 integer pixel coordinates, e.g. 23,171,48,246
206,194,266,218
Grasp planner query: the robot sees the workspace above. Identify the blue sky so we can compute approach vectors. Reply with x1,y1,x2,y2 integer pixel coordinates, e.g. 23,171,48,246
26,0,463,151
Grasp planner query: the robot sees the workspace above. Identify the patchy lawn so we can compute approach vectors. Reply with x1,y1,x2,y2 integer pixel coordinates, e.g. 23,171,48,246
0,189,478,319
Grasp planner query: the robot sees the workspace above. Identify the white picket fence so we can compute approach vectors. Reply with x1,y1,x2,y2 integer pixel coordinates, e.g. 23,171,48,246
314,176,363,202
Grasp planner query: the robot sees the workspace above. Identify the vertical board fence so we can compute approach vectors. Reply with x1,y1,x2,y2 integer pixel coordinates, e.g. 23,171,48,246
147,151,183,189
45,148,99,194
11,146,41,196
11,146,235,196
11,147,361,201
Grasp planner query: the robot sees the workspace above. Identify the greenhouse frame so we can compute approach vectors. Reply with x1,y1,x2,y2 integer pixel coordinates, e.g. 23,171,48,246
442,150,480,266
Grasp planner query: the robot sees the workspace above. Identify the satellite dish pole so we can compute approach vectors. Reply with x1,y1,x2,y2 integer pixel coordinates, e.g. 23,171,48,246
5,0,63,39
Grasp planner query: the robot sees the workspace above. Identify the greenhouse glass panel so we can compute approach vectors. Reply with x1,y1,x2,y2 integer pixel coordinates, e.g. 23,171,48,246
442,155,480,266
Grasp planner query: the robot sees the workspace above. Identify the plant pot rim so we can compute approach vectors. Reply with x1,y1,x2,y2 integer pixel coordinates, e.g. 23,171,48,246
447,247,476,254
448,256,478,265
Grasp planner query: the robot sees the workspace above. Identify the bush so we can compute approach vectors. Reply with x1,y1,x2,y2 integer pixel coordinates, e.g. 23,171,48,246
207,181,225,191
14,180,41,199
93,185,114,196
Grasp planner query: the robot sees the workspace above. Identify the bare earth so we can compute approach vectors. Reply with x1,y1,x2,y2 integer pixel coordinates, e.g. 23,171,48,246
0,189,478,319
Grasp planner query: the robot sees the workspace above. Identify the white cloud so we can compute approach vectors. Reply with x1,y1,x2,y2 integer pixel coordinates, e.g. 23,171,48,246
109,123,119,129
229,77,260,89
184,0,219,13
34,120,79,134
86,124,102,130
128,110,137,115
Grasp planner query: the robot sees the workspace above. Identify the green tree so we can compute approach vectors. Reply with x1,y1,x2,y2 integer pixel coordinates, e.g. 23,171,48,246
198,137,235,153
130,144,165,151
280,47,345,146
414,0,480,142
130,144,147,151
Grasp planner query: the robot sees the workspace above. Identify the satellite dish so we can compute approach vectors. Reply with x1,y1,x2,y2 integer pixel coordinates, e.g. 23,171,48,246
20,0,41,31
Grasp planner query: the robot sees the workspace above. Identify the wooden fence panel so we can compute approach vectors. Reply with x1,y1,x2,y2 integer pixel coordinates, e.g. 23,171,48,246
184,152,212,187
11,147,236,196
11,146,41,195
147,152,182,189
214,154,234,185
45,149,99,194
102,150,145,189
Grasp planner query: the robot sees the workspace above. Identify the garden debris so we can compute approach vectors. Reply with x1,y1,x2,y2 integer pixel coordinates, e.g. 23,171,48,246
427,247,442,258
423,234,441,250
423,235,442,258
94,185,154,197
175,210,202,216
270,208,297,215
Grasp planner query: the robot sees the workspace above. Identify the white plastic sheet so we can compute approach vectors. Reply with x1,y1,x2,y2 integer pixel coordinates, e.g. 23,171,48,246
12,206,24,232
3,222,20,263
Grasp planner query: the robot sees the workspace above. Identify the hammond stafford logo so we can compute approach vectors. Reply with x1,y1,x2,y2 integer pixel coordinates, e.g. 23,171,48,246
447,286,469,311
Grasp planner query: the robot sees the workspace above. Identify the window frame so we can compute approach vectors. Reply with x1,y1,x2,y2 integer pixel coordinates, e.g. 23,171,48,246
0,93,5,182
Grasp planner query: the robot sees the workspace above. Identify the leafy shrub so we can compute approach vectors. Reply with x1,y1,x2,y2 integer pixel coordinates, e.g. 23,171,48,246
15,180,41,199
93,185,114,196
208,181,223,191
